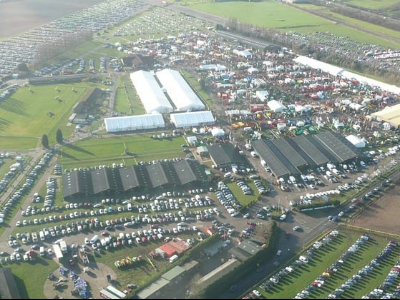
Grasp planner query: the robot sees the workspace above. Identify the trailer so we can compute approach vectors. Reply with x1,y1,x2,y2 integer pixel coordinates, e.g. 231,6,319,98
53,244,64,262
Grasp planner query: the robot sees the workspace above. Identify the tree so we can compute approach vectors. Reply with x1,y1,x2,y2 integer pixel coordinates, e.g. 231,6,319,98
42,134,49,148
16,63,29,72
56,129,63,144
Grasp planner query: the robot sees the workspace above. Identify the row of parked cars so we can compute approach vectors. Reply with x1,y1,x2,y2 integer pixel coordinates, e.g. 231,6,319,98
215,181,242,217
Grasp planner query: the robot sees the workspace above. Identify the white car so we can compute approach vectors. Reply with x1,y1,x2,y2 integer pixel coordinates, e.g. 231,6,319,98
293,226,301,231
276,250,282,256
253,290,261,297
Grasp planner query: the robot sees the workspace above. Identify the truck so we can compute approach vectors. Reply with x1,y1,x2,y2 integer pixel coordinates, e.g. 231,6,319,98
53,244,64,262
59,240,67,253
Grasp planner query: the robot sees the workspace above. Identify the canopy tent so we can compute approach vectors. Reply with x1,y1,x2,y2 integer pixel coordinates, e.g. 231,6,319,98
105,114,165,132
156,69,205,111
345,135,366,148
267,100,287,113
211,128,225,137
170,111,215,128
130,70,173,114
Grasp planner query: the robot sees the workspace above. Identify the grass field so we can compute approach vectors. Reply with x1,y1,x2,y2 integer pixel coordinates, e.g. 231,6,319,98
258,229,400,299
344,0,399,10
0,82,112,150
59,134,186,170
7,257,59,299
188,1,400,48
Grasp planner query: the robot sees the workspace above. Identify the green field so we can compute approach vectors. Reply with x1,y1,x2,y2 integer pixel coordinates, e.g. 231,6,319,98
188,1,400,48
7,258,59,299
0,82,111,149
257,229,400,299
344,0,399,10
59,134,186,169
114,74,145,116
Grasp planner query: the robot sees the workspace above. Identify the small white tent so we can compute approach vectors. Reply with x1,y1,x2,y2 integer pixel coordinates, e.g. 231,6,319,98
267,100,287,113
346,135,366,148
211,128,225,137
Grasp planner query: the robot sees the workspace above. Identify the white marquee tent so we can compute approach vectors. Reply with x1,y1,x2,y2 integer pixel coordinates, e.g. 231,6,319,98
346,135,366,148
156,69,205,111
293,56,400,95
105,114,165,133
170,111,215,128
130,70,173,114
267,100,287,113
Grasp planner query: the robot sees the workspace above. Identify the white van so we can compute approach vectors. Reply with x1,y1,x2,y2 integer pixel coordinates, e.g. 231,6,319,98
289,176,296,184
127,203,132,211
169,254,179,263
39,246,45,256
326,171,333,177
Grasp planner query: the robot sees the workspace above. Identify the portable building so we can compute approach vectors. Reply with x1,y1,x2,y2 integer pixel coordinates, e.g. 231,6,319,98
345,135,366,148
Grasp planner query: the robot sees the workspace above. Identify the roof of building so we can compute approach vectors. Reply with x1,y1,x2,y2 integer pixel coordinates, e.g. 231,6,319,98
207,143,246,166
0,267,21,299
130,70,173,114
170,111,215,128
63,160,207,199
236,239,262,256
251,132,360,178
371,103,400,127
104,114,165,132
156,69,205,111
197,259,240,286
136,277,170,299
161,266,186,281
181,260,199,272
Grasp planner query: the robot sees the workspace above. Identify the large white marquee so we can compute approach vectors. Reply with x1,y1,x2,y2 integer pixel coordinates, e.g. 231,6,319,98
156,69,205,111
130,70,173,114
105,114,165,132
170,111,215,128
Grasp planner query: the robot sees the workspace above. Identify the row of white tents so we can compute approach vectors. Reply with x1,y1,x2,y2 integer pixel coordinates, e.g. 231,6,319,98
130,69,205,114
104,111,215,132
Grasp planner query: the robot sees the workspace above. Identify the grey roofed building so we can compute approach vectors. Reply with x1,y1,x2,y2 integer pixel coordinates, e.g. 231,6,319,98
146,162,175,188
172,159,206,185
62,169,94,199
161,266,186,282
136,277,170,299
313,131,361,163
119,166,141,191
251,131,361,178
207,143,246,167
62,160,208,200
0,267,21,299
251,138,296,178
291,135,329,166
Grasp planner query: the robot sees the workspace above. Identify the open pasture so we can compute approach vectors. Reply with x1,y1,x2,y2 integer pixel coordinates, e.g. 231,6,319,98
343,0,400,10
188,1,400,48
0,81,112,150
60,134,186,169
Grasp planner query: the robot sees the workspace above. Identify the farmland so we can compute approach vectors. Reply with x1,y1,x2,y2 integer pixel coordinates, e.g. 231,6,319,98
186,0,400,48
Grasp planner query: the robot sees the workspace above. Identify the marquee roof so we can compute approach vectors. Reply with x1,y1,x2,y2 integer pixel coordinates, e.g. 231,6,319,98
130,70,173,114
371,103,400,127
156,69,205,111
170,111,214,128
104,114,165,132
